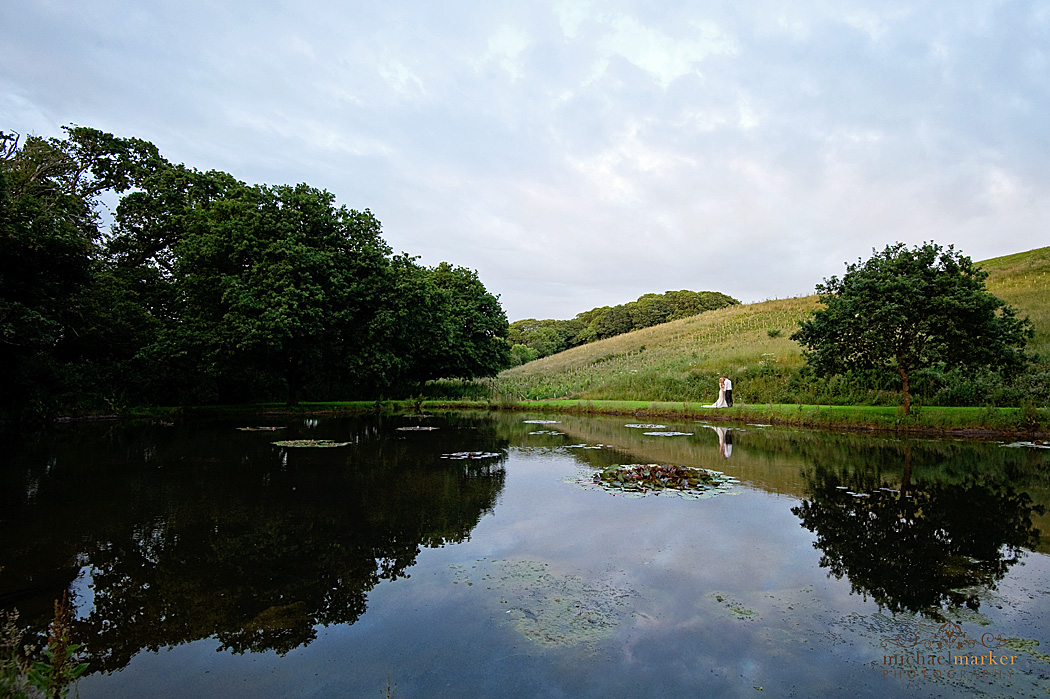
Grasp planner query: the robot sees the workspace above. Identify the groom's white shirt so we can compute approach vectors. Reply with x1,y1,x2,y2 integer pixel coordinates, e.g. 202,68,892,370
724,378,732,391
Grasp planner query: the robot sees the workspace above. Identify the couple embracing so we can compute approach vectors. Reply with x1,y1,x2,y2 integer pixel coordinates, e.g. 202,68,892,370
704,376,733,408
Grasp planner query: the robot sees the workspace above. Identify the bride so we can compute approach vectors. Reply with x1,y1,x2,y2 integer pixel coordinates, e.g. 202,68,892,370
704,377,728,408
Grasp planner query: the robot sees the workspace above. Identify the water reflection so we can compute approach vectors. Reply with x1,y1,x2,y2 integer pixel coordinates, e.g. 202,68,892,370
0,415,507,670
710,427,733,458
792,444,1044,617
3,412,1050,692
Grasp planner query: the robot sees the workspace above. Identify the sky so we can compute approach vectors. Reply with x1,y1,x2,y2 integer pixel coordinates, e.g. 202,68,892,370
3,0,1048,321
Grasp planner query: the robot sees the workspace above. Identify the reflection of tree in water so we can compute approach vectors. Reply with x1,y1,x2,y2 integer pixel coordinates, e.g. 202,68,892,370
0,416,507,671
792,446,1043,617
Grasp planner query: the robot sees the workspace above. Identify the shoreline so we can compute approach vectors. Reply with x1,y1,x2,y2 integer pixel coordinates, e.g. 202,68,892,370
5,399,1048,441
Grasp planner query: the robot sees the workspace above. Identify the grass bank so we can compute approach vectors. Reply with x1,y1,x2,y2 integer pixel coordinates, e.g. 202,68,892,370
51,398,1048,439
421,399,1050,438
487,246,1050,407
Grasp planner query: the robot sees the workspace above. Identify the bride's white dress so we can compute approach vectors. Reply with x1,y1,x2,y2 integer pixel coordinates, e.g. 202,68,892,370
704,387,728,408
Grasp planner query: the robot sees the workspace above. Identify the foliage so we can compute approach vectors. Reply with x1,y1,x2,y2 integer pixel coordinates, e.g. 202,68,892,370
586,463,736,496
1,594,88,699
482,245,1049,409
0,127,159,415
508,343,540,366
0,126,509,414
792,242,1033,413
496,297,814,402
507,289,739,362
27,594,89,698
426,262,510,380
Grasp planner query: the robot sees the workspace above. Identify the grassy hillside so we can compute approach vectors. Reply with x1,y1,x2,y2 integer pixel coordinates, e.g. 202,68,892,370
492,246,1050,405
980,246,1050,354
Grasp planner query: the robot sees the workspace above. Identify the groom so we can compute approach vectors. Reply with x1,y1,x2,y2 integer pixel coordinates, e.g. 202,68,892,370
723,376,733,407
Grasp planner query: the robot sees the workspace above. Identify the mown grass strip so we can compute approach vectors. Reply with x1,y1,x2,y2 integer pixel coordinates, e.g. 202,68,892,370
420,399,1050,436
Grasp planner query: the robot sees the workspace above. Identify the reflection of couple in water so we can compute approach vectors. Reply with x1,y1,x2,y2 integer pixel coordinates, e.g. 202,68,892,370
710,426,733,458
704,376,733,408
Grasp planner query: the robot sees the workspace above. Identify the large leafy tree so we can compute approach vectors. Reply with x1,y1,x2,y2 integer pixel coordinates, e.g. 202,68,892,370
792,242,1033,413
425,262,510,381
176,184,392,405
2,124,513,411
364,254,454,393
107,165,256,403
0,128,161,412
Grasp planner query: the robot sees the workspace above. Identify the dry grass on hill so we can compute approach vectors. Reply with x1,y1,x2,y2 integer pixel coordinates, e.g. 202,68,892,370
494,246,1050,403
981,246,1050,354
496,296,818,401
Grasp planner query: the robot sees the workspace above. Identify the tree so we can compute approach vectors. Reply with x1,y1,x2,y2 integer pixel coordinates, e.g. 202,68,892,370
792,242,1033,413
176,184,392,405
1,124,514,411
523,326,562,357
363,253,452,393
627,294,672,328
593,304,633,339
425,263,510,380
508,343,539,366
0,128,161,413
506,318,586,359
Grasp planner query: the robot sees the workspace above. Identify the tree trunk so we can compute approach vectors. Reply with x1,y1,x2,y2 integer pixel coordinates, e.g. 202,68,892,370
898,366,911,414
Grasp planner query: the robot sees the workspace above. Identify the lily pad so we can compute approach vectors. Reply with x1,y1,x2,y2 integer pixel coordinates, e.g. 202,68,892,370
523,420,561,424
1000,441,1050,449
580,463,738,497
642,431,692,436
271,439,351,448
441,451,501,460
396,426,439,431
624,423,666,429
237,426,285,431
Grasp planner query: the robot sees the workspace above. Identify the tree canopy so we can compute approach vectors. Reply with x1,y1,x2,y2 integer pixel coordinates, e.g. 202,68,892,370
0,126,509,413
791,242,1033,413
507,289,738,363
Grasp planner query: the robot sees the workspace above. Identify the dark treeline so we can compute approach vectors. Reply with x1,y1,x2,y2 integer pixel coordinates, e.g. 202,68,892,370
0,126,509,416
507,289,738,364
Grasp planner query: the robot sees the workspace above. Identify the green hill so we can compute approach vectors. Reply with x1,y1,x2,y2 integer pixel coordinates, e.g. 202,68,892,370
493,246,1050,406
980,246,1050,353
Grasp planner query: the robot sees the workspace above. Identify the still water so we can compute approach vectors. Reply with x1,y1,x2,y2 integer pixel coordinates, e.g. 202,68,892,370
2,411,1049,697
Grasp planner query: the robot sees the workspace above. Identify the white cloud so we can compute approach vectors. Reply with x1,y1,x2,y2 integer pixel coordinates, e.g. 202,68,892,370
1,0,1047,320
476,24,533,81
591,14,737,88
379,60,427,98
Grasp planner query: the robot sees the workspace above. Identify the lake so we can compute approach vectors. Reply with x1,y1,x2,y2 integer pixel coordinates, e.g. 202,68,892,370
1,411,1048,698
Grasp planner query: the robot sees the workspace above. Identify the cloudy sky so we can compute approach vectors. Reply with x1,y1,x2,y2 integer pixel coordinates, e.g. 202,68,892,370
3,1,1048,320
